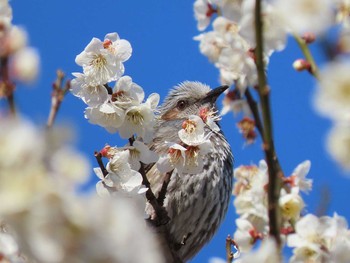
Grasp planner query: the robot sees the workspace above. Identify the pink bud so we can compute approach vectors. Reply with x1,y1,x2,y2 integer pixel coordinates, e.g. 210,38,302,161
293,59,311,72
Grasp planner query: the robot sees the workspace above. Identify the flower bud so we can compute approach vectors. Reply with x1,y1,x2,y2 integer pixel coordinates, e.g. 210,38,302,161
293,59,311,72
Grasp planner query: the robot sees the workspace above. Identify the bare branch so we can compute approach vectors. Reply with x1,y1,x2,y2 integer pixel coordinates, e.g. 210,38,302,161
157,170,173,207
94,151,109,177
254,0,282,248
46,70,70,129
0,57,16,116
139,162,170,226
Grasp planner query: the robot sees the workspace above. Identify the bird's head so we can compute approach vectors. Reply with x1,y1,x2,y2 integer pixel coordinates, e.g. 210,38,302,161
159,81,228,121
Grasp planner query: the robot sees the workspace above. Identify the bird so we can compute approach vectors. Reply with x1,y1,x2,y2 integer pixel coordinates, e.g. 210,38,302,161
145,81,234,262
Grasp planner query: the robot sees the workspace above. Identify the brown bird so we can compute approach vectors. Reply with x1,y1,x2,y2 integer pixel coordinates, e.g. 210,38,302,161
146,81,233,262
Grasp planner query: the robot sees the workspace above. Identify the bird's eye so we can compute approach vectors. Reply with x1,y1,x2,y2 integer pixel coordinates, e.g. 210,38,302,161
176,100,187,110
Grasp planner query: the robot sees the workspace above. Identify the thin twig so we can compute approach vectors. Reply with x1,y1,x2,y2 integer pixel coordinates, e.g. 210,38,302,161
94,151,109,177
0,57,16,116
157,170,173,206
244,88,264,138
139,162,170,226
293,34,320,80
46,70,70,129
254,0,282,248
226,235,234,263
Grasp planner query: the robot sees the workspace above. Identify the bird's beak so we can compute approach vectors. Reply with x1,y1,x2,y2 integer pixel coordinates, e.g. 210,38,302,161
201,85,229,104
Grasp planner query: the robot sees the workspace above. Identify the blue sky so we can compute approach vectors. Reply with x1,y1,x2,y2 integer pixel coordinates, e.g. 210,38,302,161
10,1,350,262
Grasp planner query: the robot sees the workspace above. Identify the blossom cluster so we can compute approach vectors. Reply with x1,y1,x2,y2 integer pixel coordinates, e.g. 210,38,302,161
0,117,163,263
194,0,288,92
71,33,159,143
314,61,350,171
157,113,217,175
232,160,312,252
0,0,39,86
193,0,350,262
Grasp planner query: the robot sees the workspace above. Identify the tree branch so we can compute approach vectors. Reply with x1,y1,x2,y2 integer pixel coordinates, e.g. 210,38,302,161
46,70,70,129
94,151,109,177
244,88,264,138
293,34,320,79
0,57,16,116
254,0,282,248
157,170,173,207
139,162,170,226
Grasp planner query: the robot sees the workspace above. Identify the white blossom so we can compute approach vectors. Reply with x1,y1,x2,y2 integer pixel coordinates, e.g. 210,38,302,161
157,142,187,174
71,72,109,107
10,47,40,83
112,75,144,109
103,150,144,194
74,32,132,89
314,61,350,121
124,141,159,171
288,160,313,193
235,238,280,263
178,115,209,146
194,0,216,31
118,93,159,143
327,123,350,171
239,0,287,54
273,0,334,35
279,188,305,221
84,102,125,133
233,218,257,252
288,213,350,263
0,0,12,31
211,0,243,22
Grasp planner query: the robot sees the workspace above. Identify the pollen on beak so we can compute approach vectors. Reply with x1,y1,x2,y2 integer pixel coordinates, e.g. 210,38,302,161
201,85,229,104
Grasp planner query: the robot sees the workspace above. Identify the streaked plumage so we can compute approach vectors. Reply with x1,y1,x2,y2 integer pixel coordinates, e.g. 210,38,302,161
147,81,233,262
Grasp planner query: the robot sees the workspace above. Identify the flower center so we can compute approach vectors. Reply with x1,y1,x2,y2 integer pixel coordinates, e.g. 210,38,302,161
127,110,144,125
91,54,107,69
182,120,197,134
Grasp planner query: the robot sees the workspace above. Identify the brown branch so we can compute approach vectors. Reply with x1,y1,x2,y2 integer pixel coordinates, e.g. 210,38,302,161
226,235,240,263
139,162,170,226
94,151,109,177
254,0,282,248
0,57,16,116
46,70,70,129
157,170,173,206
244,88,264,138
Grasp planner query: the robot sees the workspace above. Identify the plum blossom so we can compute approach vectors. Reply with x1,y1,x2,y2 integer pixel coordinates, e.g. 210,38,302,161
239,0,287,54
75,32,131,85
96,150,144,195
121,141,159,171
118,93,159,143
234,218,262,252
71,72,109,107
221,89,251,116
235,238,280,263
314,61,350,121
286,160,313,193
288,213,350,263
84,102,125,133
103,32,132,62
157,142,187,174
199,107,221,132
194,0,217,31
0,0,12,31
178,115,210,145
273,0,334,35
10,47,40,83
327,123,350,171
111,75,144,109
279,188,305,221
